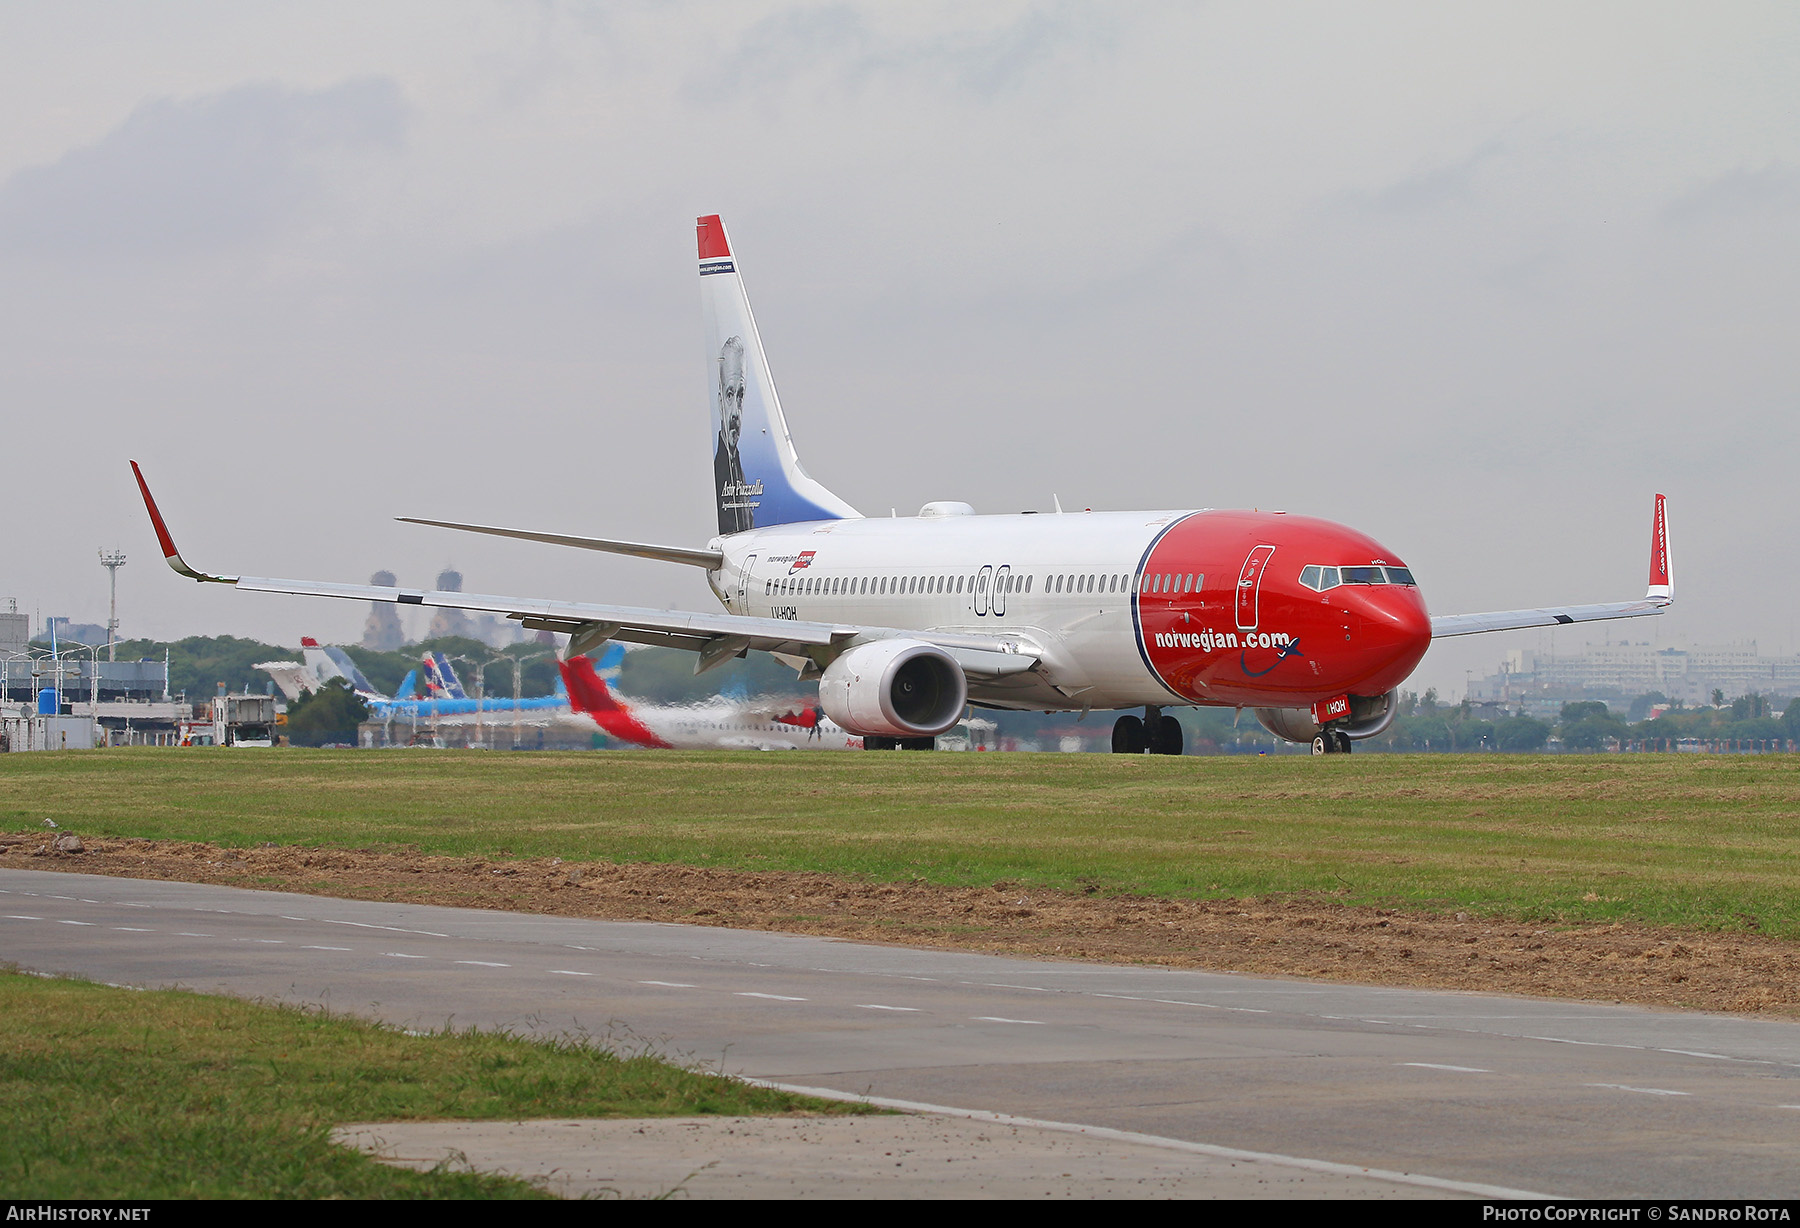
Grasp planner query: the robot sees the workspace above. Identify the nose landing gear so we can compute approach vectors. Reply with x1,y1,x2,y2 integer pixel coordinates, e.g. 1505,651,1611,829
1311,728,1354,755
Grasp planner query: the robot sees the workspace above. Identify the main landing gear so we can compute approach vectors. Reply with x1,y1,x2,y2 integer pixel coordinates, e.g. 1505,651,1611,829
862,736,936,751
1310,729,1353,755
1112,707,1184,756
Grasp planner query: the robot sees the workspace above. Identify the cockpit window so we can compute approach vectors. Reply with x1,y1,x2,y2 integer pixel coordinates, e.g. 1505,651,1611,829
1301,563,1414,590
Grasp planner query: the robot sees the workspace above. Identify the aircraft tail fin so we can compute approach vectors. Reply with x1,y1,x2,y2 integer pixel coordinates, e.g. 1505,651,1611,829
698,214,859,536
422,652,467,700
559,654,623,715
299,637,383,700
559,650,670,747
255,661,310,702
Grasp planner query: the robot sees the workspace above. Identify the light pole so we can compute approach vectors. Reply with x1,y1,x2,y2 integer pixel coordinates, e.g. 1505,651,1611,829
44,641,106,745
473,650,553,749
470,656,505,751
446,654,484,748
99,549,126,662
507,649,554,749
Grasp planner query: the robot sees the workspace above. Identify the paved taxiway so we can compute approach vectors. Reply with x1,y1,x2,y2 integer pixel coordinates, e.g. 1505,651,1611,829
4,868,1797,1199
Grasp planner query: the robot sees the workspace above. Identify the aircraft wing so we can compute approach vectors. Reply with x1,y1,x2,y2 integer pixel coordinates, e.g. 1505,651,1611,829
1429,494,1673,639
1430,597,1668,638
132,462,1038,677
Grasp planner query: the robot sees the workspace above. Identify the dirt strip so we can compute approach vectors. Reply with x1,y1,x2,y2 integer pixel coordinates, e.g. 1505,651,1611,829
6,831,1797,1017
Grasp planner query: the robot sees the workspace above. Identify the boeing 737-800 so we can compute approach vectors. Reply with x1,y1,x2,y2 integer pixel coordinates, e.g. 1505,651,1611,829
132,215,1673,755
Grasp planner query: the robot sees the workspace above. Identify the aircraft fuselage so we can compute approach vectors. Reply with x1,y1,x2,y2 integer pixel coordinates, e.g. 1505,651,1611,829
713,507,1432,713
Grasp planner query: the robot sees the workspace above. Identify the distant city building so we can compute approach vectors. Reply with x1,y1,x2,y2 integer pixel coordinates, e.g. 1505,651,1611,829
1470,641,1800,717
0,612,26,657
425,568,477,642
360,570,407,651
42,617,108,646
421,567,520,648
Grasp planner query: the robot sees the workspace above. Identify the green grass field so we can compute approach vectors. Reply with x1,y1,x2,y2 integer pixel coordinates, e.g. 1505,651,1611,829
6,748,1799,935
0,971,859,1199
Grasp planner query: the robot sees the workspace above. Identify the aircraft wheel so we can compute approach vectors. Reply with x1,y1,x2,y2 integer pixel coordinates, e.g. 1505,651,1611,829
902,736,936,751
1333,730,1353,754
1311,734,1330,755
863,736,893,751
1112,715,1146,754
1152,715,1185,756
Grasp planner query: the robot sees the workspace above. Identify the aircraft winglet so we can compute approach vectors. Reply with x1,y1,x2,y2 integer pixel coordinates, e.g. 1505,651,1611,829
129,461,238,584
1646,492,1673,602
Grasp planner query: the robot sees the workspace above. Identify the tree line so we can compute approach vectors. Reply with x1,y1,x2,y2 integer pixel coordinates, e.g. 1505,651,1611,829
1356,690,1798,754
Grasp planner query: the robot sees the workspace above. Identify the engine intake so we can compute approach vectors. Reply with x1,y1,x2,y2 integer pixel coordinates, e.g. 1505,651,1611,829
820,640,968,738
1254,690,1399,744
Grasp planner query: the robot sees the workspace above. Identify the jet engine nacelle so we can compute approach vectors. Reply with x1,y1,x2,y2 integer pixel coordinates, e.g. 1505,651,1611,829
1254,690,1400,744
819,639,968,738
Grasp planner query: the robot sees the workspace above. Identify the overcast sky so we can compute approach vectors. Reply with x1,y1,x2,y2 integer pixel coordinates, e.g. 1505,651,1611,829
4,2,1796,698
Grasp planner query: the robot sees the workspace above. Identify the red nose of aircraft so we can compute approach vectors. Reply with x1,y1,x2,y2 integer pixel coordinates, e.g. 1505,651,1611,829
1334,583,1433,696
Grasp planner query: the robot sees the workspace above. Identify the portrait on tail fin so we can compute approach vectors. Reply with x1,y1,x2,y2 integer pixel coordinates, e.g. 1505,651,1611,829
713,335,754,533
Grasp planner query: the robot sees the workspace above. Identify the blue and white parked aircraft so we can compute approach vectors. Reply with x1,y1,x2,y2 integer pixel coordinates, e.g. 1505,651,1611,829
259,639,569,725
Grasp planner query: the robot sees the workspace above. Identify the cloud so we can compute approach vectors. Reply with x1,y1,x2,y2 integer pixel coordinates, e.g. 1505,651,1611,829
1662,163,1800,226
1364,141,1509,215
0,78,404,260
686,2,1114,106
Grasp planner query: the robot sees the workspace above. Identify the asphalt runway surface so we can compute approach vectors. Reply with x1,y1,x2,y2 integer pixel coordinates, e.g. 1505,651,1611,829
4,867,1797,1199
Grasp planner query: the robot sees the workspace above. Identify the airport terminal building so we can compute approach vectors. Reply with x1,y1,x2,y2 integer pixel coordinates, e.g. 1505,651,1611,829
1,611,187,749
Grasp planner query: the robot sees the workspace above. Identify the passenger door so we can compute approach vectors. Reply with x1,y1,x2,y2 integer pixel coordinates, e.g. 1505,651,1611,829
1235,545,1276,630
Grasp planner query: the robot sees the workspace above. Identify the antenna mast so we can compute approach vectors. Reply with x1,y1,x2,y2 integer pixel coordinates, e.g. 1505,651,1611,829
99,549,126,662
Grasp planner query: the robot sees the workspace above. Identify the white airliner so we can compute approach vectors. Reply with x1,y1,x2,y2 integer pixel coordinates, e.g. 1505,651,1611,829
256,637,385,703
132,215,1673,755
559,644,863,751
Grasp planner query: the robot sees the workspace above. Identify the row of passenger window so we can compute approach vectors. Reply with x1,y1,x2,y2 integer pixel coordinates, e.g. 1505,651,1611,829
765,571,1208,599
765,564,1419,604
766,573,1011,598
1140,572,1201,595
1299,564,1417,592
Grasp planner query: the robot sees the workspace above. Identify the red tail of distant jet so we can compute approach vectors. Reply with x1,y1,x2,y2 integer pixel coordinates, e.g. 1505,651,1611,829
559,652,861,750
